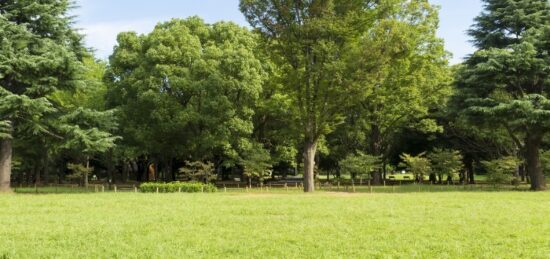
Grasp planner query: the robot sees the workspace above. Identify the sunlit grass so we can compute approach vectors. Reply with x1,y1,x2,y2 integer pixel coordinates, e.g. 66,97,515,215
1,191,549,258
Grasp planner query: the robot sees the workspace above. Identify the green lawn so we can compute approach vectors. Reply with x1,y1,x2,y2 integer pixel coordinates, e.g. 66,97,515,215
1,191,549,258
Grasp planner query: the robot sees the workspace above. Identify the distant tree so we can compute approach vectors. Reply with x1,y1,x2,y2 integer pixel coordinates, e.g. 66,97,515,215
539,150,550,177
240,144,272,188
179,161,216,183
399,153,431,183
428,149,464,184
339,152,381,181
482,156,521,187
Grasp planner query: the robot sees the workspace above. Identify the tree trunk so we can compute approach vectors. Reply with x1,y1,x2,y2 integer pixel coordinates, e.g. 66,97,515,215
0,138,12,192
519,164,526,182
84,157,90,188
42,153,50,184
122,161,129,183
525,133,546,190
303,140,317,192
106,153,115,183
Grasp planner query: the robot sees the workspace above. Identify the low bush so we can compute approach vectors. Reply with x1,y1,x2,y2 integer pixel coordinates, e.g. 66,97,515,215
139,182,217,193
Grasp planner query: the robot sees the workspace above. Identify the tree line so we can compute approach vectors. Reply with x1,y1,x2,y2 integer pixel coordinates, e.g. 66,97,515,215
1,0,549,192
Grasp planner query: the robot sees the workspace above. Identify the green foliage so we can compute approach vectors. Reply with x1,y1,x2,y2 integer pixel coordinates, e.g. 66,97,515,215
468,0,549,49
0,121,11,140
456,0,550,190
240,144,272,183
66,163,93,181
178,161,216,182
139,182,217,193
339,152,381,180
399,153,432,182
106,17,264,166
428,149,464,181
539,150,550,176
482,156,521,186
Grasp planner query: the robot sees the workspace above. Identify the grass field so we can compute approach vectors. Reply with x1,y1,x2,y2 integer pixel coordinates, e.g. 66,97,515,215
1,191,549,258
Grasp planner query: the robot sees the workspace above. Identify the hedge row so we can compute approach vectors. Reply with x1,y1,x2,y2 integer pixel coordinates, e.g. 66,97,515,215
139,182,217,193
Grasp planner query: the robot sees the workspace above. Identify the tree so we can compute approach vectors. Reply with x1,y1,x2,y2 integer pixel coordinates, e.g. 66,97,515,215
0,0,85,192
240,143,272,187
339,152,381,181
240,0,398,192
428,149,463,184
482,156,521,187
179,161,216,183
457,0,550,190
326,0,451,184
399,153,431,183
540,150,550,177
106,18,265,181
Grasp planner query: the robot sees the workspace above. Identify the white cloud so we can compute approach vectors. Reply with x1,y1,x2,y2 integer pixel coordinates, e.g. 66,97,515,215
79,20,158,59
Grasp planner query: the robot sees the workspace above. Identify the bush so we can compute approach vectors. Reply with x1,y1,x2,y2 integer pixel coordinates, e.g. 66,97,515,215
399,152,431,183
428,149,463,183
482,156,521,186
139,182,217,193
339,152,381,180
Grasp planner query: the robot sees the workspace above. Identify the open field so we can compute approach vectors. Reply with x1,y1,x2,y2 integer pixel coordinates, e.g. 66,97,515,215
1,191,549,258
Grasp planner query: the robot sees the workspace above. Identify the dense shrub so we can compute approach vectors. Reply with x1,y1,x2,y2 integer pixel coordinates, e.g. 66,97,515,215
139,182,217,193
399,153,431,183
482,156,521,187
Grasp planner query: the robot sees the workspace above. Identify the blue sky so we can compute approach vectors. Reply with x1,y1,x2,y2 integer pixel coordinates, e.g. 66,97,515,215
73,0,483,64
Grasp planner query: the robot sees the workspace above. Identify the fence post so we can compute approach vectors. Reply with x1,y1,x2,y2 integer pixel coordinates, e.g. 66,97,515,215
156,187,159,193
114,185,117,193
101,185,105,192
178,187,181,193
224,186,227,193
285,183,288,192
135,186,138,193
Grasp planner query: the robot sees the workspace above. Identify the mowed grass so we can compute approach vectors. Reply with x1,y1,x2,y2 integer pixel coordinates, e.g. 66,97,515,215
1,191,549,258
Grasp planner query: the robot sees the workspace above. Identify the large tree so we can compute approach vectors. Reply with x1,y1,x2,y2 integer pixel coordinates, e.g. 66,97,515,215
240,0,386,192
457,0,550,190
326,0,451,183
240,0,449,190
106,18,264,180
0,0,85,192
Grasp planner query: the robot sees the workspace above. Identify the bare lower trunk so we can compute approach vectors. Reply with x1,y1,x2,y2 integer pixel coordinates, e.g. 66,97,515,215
303,141,317,192
84,157,90,188
0,138,13,192
466,157,475,184
525,134,546,191
122,161,129,183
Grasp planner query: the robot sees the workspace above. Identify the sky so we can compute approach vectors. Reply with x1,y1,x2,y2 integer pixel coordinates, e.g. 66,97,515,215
73,0,484,64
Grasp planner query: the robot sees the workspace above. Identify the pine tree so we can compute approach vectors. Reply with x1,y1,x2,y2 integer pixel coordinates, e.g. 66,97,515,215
458,0,550,190
0,0,86,192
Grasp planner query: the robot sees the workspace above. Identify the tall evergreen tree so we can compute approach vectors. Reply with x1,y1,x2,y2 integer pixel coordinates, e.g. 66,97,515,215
0,0,85,192
457,0,550,190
